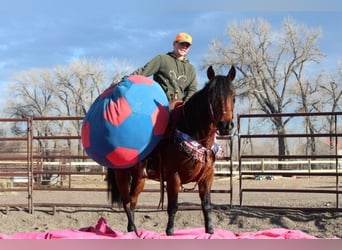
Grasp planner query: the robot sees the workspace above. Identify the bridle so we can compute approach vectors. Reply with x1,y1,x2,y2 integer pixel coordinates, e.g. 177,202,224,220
208,102,216,124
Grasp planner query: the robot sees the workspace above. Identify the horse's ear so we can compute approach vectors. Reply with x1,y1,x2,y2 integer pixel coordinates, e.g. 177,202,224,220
207,65,215,81
227,65,236,81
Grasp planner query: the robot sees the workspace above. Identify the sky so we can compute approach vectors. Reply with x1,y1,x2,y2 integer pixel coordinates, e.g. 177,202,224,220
0,0,341,111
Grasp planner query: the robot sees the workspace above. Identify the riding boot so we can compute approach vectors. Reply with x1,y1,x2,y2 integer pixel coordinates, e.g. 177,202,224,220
141,167,148,178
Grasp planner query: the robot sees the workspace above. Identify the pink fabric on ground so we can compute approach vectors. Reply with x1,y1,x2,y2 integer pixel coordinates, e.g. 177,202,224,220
0,217,318,239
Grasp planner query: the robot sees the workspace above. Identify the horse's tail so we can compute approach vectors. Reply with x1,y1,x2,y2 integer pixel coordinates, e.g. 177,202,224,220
106,168,121,204
158,176,165,210
156,150,165,210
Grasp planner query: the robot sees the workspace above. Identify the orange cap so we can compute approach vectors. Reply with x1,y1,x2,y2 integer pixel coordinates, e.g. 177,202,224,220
174,32,192,44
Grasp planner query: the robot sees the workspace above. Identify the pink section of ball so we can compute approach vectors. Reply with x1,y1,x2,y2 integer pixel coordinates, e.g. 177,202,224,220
81,121,90,148
128,75,153,84
99,85,115,99
106,147,139,167
151,104,169,135
104,97,132,126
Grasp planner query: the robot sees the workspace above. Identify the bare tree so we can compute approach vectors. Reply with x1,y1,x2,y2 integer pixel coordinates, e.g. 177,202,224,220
312,64,342,152
6,69,59,118
53,58,135,155
110,58,136,84
53,58,105,117
4,58,135,155
315,64,342,113
203,17,323,166
287,19,324,157
5,68,62,151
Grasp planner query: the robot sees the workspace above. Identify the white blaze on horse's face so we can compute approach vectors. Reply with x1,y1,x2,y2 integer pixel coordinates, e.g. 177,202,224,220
217,96,235,135
222,96,235,121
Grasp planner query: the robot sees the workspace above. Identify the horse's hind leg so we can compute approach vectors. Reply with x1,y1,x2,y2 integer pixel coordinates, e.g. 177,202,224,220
127,163,146,232
113,170,135,231
165,173,180,236
113,168,141,235
199,182,214,234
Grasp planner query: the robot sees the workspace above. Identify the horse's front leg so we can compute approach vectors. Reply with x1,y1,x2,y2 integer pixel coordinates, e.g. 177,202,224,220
198,180,214,234
165,172,181,236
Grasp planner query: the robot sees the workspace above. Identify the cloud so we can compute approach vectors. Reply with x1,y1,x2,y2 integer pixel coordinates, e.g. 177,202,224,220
0,1,341,96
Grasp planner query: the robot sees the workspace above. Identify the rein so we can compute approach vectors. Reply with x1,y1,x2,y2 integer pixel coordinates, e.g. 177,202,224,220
209,102,217,124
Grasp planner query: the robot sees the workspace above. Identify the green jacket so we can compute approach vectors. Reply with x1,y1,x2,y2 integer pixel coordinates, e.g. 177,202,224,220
131,52,198,102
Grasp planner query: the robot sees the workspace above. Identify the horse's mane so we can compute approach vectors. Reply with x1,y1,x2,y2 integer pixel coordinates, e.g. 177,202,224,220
176,74,234,141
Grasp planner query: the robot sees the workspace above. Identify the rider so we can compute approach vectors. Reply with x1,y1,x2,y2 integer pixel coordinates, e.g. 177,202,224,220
131,32,198,178
131,32,198,104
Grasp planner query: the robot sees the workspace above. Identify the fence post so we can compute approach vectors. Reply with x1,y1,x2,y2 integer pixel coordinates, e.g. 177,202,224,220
308,159,311,176
27,117,34,214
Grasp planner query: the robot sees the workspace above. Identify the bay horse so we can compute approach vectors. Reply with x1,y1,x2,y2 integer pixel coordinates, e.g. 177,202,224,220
107,65,236,236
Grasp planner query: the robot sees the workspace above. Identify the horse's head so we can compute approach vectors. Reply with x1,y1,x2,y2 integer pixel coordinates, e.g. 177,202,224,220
207,65,236,136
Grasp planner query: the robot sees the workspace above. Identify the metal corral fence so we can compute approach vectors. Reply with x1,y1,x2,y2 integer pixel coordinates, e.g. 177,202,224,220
0,112,341,213
237,112,342,210
0,116,233,213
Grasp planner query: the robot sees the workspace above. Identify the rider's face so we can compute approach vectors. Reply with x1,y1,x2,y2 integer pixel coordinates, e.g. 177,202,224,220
173,42,191,58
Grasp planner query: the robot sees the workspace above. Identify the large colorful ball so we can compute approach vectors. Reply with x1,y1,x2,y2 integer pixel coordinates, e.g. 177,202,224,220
81,75,169,169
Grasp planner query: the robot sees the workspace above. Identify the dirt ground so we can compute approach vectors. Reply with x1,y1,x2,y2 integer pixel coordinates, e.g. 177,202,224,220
0,175,341,238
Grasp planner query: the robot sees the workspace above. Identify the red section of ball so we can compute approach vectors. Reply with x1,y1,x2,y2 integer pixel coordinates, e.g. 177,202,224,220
106,147,139,167
104,97,132,126
81,121,90,148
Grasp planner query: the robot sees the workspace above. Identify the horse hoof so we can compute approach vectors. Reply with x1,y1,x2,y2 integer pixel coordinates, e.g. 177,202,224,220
206,228,214,234
166,228,174,236
128,225,138,235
